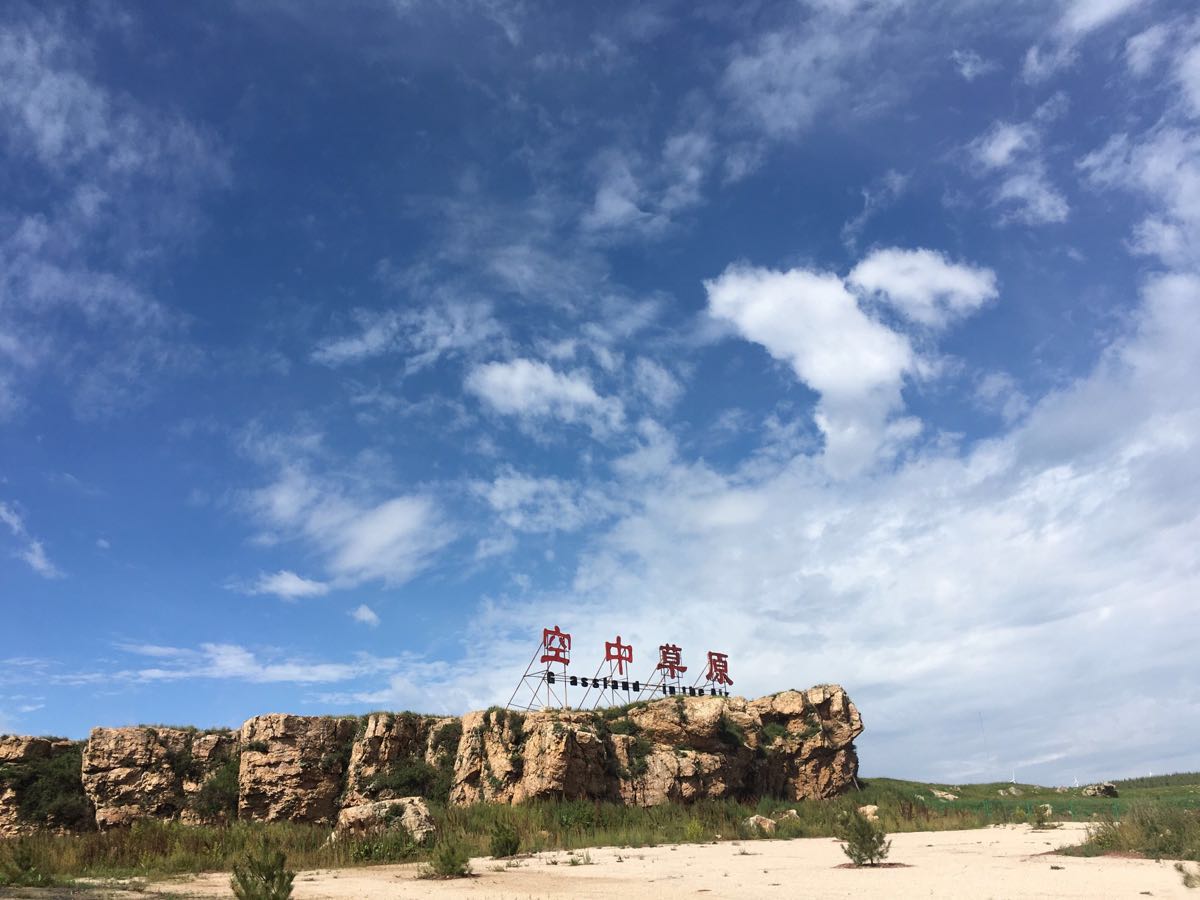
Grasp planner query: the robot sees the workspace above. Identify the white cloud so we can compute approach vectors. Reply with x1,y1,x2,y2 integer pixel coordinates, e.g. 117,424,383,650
721,3,889,140
848,247,998,329
0,501,62,578
0,12,227,418
1023,0,1147,82
78,642,402,685
473,469,620,533
465,358,624,435
350,604,380,627
312,300,501,371
1079,126,1200,267
1125,24,1170,76
245,569,330,600
631,358,683,409
969,119,1070,226
240,433,453,590
972,123,1037,170
950,49,998,81
705,264,916,476
841,170,908,251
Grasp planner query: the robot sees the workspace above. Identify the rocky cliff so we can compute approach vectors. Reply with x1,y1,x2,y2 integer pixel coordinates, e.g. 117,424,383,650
0,686,862,833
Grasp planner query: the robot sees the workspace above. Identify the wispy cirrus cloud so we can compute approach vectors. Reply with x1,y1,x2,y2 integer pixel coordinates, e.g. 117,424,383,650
0,501,62,579
0,10,229,420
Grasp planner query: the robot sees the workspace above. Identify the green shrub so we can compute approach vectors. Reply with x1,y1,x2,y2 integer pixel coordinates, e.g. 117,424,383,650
489,821,520,858
837,812,891,866
717,715,746,748
421,838,471,878
194,757,240,819
229,839,295,900
0,742,93,830
762,723,789,745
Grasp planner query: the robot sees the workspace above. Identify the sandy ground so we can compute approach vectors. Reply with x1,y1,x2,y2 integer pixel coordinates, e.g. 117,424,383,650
87,823,1194,900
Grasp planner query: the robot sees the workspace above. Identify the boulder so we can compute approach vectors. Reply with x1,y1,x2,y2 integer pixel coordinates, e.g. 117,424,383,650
773,808,800,822
238,715,356,825
1082,782,1119,798
82,727,237,829
931,789,958,801
332,797,435,844
858,804,880,822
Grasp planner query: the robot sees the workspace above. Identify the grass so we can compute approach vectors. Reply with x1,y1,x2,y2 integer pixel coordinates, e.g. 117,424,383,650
2,772,1198,885
1058,802,1200,861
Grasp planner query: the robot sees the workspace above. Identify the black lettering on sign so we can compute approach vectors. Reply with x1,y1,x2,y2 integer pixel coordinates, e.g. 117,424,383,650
621,680,629,691
668,686,676,695
632,681,640,692
547,672,556,684
570,676,579,687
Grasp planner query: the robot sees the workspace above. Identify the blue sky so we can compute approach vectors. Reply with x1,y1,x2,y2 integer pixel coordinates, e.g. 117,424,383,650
2,0,1198,785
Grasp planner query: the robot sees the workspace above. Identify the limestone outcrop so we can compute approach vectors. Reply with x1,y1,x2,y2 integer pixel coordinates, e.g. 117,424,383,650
0,736,91,836
1,685,863,833
448,686,863,808
81,727,238,829
237,714,356,825
342,713,460,807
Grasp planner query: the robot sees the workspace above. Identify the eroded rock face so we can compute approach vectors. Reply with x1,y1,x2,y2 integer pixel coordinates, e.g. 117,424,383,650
1,737,57,836
343,713,459,807
238,715,356,825
81,727,238,829
333,797,436,844
449,686,863,808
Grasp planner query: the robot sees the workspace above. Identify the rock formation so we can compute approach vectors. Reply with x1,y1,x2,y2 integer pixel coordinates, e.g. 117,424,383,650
0,736,92,836
448,686,862,808
0,686,863,833
81,727,238,828
237,714,357,826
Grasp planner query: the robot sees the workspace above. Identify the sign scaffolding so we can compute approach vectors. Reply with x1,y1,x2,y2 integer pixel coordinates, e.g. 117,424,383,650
637,642,688,701
578,635,636,709
505,625,572,712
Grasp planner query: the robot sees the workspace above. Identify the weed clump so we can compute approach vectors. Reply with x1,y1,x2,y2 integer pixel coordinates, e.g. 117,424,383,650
421,837,471,878
837,811,891,866
489,821,520,858
230,839,295,900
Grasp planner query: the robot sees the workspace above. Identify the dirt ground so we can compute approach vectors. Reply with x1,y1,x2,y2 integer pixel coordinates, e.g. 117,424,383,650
47,823,1196,899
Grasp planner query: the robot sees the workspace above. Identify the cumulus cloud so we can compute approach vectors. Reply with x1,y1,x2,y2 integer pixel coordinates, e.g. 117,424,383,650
705,264,916,477
245,569,330,600
848,247,998,329
465,358,624,435
350,604,381,627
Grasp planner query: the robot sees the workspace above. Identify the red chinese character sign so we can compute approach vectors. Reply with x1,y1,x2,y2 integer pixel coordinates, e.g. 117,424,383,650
506,626,733,712
605,636,633,676
541,626,571,666
657,644,687,678
506,625,573,712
